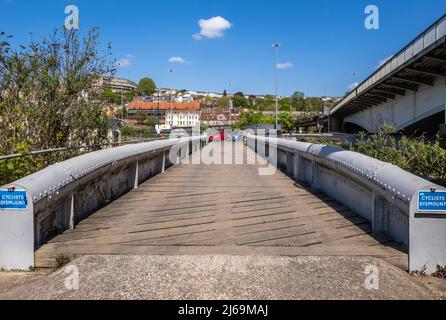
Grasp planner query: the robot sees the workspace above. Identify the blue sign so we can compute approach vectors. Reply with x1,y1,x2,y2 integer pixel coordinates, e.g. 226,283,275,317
417,191,446,213
0,190,28,210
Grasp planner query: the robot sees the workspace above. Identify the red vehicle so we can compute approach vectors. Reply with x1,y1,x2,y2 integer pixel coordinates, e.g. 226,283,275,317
208,129,228,142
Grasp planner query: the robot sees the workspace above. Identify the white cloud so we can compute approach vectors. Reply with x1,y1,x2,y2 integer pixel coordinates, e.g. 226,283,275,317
277,62,294,69
116,58,131,67
376,55,393,69
169,56,191,64
193,16,232,40
116,54,135,68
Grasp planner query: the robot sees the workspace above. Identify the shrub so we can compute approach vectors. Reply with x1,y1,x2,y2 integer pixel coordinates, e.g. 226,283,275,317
347,126,446,181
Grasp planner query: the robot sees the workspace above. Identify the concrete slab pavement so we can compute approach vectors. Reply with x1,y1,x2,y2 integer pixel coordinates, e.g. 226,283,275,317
0,255,441,300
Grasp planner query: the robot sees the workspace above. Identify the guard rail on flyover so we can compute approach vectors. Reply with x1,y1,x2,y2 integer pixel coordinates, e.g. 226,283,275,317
247,135,446,273
331,13,446,116
0,136,207,270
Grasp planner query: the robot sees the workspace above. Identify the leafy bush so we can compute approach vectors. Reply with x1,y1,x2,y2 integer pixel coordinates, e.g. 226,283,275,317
0,27,113,186
347,126,446,181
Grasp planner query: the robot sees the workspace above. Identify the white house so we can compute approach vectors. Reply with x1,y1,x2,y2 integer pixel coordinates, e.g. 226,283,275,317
166,111,200,128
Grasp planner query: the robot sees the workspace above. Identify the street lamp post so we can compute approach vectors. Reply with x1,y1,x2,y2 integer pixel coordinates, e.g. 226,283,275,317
273,44,281,130
352,72,358,91
228,82,233,110
157,87,160,127
116,61,125,121
325,88,331,134
169,69,175,128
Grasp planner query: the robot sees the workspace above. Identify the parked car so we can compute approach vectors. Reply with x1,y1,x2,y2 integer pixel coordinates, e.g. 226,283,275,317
208,131,222,142
208,129,229,142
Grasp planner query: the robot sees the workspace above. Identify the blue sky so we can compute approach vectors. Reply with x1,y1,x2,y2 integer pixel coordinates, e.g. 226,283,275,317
1,0,446,97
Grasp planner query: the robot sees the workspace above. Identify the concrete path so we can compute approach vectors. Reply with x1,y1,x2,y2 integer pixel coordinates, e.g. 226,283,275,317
0,255,438,300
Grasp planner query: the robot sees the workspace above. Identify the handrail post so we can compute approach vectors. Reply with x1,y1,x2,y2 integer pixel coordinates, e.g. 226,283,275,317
0,185,34,270
133,161,139,189
293,152,301,182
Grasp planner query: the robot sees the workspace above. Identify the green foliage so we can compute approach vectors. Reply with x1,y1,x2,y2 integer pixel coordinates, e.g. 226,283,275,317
258,95,275,111
291,91,305,111
232,95,249,109
217,96,230,109
121,126,153,139
200,123,209,132
0,28,113,185
278,112,295,132
138,77,156,96
348,126,446,181
100,88,137,105
100,88,120,104
232,110,274,130
135,112,148,125
279,98,291,112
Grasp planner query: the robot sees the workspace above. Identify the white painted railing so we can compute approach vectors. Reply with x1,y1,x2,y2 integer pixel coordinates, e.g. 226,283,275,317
248,135,446,272
0,137,207,270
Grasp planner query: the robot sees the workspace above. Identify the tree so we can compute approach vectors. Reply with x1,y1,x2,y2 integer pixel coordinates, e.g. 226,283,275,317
278,112,295,133
291,91,305,111
138,77,156,96
232,95,249,109
124,90,138,103
136,111,148,125
305,97,324,112
232,110,275,130
279,98,291,112
100,88,120,104
0,27,113,185
258,95,275,111
217,96,230,109
248,95,257,109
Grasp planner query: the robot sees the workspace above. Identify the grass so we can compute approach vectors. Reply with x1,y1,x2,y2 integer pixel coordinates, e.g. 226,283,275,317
54,255,71,270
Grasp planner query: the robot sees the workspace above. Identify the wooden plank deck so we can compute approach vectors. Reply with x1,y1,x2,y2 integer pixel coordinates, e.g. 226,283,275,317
35,143,407,268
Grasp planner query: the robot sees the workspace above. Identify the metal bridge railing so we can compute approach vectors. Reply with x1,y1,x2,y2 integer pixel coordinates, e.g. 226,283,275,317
247,135,446,273
0,136,208,270
332,14,446,115
0,138,165,161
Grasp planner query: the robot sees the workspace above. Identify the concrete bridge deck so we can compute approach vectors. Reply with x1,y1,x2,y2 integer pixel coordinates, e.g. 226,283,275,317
35,143,407,268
